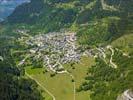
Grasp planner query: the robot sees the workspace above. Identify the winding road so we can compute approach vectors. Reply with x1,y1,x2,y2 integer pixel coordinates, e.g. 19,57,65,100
107,45,117,68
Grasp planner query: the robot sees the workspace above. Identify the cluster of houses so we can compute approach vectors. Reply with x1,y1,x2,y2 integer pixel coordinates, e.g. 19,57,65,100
21,32,81,73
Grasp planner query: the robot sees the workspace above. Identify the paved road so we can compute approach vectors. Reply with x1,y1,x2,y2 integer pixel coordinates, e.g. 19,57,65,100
107,45,117,68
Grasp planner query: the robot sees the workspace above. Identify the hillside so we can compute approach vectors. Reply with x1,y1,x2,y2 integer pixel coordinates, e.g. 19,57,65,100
3,0,132,46
0,36,44,100
0,0,133,100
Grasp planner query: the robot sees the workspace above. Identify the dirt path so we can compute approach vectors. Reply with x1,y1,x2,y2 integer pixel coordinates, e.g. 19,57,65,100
66,71,76,100
25,72,56,100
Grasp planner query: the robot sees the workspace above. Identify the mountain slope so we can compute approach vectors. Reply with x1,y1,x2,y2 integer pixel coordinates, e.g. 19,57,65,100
0,38,44,100
4,0,133,46
0,0,30,21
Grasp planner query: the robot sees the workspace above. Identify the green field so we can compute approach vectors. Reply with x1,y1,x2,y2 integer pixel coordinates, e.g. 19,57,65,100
111,34,133,53
64,56,95,100
25,56,95,100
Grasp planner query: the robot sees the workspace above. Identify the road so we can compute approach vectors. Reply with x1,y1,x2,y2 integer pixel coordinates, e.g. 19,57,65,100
0,56,3,61
18,54,30,66
107,45,117,68
101,0,117,11
124,90,133,100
